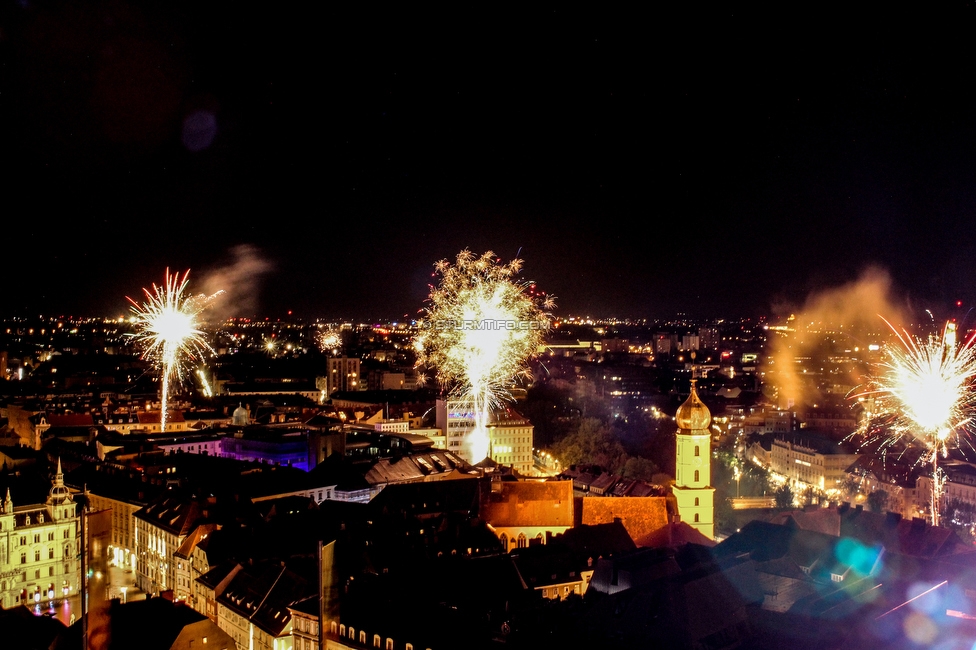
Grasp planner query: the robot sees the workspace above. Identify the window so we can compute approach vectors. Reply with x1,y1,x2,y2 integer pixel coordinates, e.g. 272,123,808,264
48,532,54,541
49,548,54,559
499,533,508,550
386,639,394,650
695,446,700,456
374,635,381,648
64,530,70,539
360,631,367,644
349,627,355,640
34,550,40,562
694,497,700,506
694,514,700,523
694,470,700,482
20,553,26,564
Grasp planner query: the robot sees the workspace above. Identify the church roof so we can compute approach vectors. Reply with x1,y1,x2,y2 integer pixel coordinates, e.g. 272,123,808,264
579,496,671,547
481,480,574,528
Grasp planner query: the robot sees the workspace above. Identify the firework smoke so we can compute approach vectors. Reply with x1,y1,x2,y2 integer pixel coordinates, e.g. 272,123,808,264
199,244,273,319
128,269,223,431
414,250,553,462
763,266,908,409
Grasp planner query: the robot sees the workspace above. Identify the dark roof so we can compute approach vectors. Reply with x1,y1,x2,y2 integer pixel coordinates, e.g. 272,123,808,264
106,598,232,650
134,493,203,537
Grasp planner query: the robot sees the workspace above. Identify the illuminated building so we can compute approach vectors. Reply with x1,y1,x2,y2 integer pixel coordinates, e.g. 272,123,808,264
485,407,534,474
436,398,535,469
287,596,321,650
768,431,860,493
436,397,476,456
216,559,312,650
219,427,310,471
84,491,143,575
672,380,715,539
0,460,80,609
326,357,361,394
134,494,203,596
173,522,219,605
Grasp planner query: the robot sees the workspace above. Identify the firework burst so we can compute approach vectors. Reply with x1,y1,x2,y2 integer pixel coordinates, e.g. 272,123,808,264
414,250,553,462
317,330,342,355
128,269,223,431
851,319,976,525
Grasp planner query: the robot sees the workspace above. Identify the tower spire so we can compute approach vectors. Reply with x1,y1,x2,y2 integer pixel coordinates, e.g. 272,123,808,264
672,377,715,540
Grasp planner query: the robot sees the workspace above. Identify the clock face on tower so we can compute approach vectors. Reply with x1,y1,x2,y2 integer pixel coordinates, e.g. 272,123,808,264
694,456,703,467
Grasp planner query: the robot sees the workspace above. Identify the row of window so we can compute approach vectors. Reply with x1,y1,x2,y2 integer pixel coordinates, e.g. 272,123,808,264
15,530,72,546
332,622,428,650
20,545,71,563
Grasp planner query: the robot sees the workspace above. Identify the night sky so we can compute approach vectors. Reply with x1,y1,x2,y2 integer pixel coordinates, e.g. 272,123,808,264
7,4,976,321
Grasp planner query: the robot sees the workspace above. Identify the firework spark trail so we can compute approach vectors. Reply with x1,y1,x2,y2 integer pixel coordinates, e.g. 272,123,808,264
128,269,223,432
414,250,553,462
852,319,976,526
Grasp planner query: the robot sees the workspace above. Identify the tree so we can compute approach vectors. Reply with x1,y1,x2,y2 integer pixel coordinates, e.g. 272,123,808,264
551,417,628,474
774,483,795,509
866,490,889,514
840,475,862,502
621,456,659,482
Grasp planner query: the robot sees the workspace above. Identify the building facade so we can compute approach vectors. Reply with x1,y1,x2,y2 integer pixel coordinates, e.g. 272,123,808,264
769,431,860,494
326,358,362,395
436,398,476,459
0,461,80,609
486,408,534,474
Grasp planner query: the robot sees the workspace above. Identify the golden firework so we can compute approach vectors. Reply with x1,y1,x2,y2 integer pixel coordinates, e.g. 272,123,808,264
853,319,976,525
128,269,222,431
415,250,553,461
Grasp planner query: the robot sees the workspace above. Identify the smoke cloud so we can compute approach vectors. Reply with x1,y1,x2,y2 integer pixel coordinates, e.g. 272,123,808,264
764,265,910,410
199,245,274,320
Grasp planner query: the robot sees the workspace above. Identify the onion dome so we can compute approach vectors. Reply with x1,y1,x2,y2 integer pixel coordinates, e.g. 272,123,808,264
232,403,249,426
675,380,711,431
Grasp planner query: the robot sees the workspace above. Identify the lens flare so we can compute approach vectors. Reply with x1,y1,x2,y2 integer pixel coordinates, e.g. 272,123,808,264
851,319,976,526
128,269,223,431
414,250,553,462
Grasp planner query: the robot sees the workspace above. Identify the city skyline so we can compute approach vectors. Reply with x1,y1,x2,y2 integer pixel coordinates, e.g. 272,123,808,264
7,5,976,324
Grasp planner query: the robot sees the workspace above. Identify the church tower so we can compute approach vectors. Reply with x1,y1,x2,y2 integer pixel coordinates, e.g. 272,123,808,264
48,458,74,520
672,379,715,539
